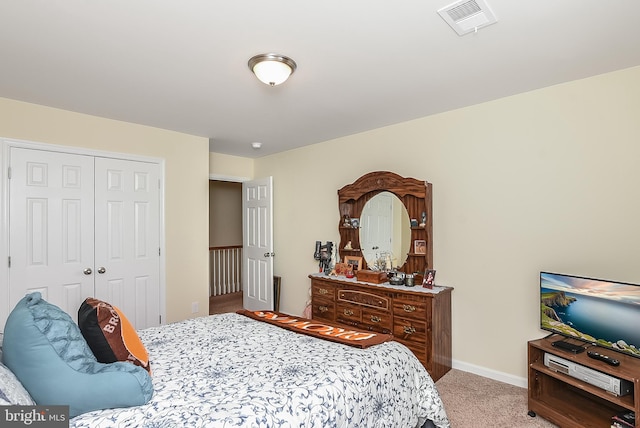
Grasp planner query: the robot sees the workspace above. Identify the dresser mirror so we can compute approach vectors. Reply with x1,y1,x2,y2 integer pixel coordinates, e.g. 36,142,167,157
337,171,433,274
359,191,411,269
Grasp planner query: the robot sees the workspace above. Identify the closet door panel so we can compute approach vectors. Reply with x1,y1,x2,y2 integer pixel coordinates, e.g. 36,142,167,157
9,148,95,321
94,157,160,329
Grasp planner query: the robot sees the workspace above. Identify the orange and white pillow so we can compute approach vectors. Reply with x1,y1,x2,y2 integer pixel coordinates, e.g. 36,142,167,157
78,298,151,374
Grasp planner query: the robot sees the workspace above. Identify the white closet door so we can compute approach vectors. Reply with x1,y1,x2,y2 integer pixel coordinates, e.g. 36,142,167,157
9,147,95,321
94,157,160,329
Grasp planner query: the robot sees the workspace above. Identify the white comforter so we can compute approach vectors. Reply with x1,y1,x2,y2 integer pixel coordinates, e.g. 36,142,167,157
71,313,449,428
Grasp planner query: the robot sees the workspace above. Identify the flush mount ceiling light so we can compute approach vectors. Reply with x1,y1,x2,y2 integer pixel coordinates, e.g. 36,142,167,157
248,53,297,86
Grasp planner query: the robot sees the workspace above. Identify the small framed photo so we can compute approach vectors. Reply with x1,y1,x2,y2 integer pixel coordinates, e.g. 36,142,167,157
344,255,363,271
350,218,360,228
334,262,350,275
423,269,436,289
414,239,426,254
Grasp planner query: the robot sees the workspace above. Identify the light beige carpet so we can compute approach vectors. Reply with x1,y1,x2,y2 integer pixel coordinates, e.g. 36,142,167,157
435,369,558,427
209,291,243,315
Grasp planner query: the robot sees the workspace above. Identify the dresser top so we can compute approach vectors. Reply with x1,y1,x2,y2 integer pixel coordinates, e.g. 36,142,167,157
309,272,452,295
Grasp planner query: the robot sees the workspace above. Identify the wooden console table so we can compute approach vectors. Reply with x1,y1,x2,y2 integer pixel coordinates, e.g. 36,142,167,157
309,273,452,381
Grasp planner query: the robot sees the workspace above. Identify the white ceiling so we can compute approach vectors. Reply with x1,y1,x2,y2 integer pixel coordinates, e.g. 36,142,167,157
1,1,639,158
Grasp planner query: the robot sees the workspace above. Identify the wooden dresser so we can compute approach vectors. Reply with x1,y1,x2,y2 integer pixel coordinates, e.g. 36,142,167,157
310,273,452,381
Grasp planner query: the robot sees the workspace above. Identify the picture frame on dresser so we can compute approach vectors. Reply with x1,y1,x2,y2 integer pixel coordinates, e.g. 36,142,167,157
344,256,363,271
334,263,350,275
423,269,436,288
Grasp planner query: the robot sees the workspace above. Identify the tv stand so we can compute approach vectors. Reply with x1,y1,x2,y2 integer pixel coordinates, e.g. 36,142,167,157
528,335,640,427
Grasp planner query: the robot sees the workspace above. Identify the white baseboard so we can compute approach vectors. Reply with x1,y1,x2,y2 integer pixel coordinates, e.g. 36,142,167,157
451,359,527,389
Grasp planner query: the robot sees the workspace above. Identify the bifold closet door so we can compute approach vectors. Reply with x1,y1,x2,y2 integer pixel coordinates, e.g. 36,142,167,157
9,147,161,329
93,157,160,329
9,147,96,320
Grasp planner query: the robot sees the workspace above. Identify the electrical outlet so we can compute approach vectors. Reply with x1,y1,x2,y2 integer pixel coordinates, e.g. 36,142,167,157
191,301,199,314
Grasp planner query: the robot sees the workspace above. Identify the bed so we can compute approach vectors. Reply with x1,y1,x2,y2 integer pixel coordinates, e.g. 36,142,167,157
67,312,450,428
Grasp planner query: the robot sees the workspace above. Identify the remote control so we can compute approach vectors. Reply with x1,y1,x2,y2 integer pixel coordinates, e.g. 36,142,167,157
587,350,620,366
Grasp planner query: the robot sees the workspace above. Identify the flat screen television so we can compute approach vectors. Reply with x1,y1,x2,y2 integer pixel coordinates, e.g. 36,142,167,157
540,271,640,359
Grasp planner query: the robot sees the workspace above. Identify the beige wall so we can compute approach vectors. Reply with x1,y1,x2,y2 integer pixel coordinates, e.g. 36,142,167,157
209,152,253,180
209,181,242,247
0,97,210,324
253,65,640,383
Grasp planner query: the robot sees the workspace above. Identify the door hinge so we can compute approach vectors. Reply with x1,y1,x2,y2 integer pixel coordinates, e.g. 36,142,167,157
7,167,11,179
159,315,162,324
8,256,11,267
158,248,161,256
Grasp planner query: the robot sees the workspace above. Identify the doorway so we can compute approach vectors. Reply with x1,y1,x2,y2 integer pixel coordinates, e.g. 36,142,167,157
208,180,243,314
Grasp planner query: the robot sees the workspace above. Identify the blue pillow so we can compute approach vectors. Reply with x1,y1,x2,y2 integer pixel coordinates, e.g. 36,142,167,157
1,292,153,418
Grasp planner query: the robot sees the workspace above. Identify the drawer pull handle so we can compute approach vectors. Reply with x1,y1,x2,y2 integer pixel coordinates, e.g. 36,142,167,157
370,315,381,323
318,288,329,295
319,306,328,313
343,309,354,316
403,326,416,335
403,304,416,312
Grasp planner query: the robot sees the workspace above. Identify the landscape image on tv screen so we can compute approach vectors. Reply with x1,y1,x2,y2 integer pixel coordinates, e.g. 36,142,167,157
540,272,640,358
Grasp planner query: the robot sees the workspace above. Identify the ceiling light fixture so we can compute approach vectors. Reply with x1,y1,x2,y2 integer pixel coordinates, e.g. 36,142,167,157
251,142,262,149
248,53,297,86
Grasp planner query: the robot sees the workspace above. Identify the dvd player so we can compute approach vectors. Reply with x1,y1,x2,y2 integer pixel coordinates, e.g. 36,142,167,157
544,353,632,396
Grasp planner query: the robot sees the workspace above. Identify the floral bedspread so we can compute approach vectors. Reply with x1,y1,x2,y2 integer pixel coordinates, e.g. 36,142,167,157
71,313,449,428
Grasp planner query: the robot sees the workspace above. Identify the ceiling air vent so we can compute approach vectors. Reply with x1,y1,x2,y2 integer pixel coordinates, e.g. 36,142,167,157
438,0,498,36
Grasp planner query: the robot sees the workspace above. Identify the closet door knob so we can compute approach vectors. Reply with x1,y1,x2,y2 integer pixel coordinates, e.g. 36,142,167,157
97,267,106,274
83,268,92,275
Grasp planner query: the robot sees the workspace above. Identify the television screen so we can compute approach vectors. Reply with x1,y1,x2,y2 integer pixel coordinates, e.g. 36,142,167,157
540,271,640,359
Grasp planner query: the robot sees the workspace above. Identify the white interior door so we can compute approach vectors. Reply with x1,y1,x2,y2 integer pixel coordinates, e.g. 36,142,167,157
94,157,161,329
360,192,393,266
242,177,273,311
7,145,161,329
9,147,95,321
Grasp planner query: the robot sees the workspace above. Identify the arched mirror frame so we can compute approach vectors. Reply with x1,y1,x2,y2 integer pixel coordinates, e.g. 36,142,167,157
337,171,433,274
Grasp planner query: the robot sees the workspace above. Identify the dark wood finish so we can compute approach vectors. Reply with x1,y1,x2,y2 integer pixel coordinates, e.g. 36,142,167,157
310,274,452,381
337,171,432,274
354,269,388,284
528,335,640,427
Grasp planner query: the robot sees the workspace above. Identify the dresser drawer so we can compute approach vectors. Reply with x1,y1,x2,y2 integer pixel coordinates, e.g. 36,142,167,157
336,303,362,325
393,298,430,320
360,308,392,333
312,297,335,321
393,317,428,345
312,282,335,299
394,339,427,365
338,289,390,310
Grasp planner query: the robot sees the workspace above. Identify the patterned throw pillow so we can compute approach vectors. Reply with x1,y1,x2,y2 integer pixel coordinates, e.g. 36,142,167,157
0,362,35,405
78,298,151,373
